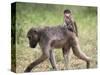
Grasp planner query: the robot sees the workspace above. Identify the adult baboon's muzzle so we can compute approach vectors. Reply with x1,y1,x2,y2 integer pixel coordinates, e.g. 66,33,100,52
30,41,37,48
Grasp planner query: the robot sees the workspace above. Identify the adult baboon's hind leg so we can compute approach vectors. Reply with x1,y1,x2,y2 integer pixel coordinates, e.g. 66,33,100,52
62,44,71,70
71,36,91,68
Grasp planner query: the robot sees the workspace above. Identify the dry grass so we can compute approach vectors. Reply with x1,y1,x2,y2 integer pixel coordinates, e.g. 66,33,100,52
16,43,97,73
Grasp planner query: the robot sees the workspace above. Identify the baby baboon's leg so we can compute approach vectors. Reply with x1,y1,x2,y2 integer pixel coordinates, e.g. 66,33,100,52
71,36,91,68
49,50,58,70
24,54,47,72
62,44,71,70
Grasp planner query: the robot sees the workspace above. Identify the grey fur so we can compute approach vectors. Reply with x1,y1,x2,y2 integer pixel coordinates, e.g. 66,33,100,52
24,25,91,72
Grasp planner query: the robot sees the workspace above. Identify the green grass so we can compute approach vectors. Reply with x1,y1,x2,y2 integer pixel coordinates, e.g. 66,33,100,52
12,2,97,72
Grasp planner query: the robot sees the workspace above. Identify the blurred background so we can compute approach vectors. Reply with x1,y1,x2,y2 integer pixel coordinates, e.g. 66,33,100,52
11,2,97,72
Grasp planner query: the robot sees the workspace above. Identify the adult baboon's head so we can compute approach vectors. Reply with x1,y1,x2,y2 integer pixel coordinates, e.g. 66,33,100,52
27,28,39,48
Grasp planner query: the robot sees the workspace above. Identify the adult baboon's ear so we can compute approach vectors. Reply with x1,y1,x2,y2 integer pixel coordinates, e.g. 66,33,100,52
33,29,38,34
27,28,39,38
32,28,39,38
31,28,38,34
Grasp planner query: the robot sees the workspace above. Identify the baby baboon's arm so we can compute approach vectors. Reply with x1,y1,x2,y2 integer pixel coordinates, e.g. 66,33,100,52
73,22,78,37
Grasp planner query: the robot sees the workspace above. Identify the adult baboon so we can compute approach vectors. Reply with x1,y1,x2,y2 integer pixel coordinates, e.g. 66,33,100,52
63,9,78,37
24,25,91,72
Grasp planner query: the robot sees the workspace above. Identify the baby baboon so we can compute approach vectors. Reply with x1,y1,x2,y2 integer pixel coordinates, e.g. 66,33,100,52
24,26,91,72
63,9,78,36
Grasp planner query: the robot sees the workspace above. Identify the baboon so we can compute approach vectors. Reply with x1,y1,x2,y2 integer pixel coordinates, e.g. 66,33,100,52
24,25,91,72
63,9,78,37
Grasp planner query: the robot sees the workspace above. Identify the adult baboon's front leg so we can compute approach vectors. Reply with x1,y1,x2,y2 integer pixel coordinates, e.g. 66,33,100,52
71,36,91,68
41,44,58,70
62,45,71,70
49,50,58,70
24,54,47,72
